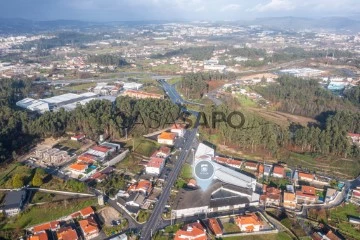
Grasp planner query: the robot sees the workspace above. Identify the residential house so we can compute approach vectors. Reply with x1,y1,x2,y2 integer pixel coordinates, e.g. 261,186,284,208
348,133,360,144
298,172,315,182
71,134,86,141
126,192,146,208
236,213,264,232
128,180,152,196
157,132,176,146
208,218,222,237
272,165,285,178
80,206,95,218
77,153,98,164
1,190,26,216
257,164,264,176
33,221,60,234
174,221,206,240
79,216,99,240
283,192,297,209
68,163,88,174
28,232,48,240
157,146,171,158
260,186,281,206
146,157,165,176
245,162,258,171
296,186,317,204
57,227,79,240
213,156,242,169
171,124,185,137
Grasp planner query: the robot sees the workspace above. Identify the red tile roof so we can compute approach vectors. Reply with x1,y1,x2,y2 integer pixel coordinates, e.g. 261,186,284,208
33,221,59,233
91,145,111,153
79,217,99,236
174,222,206,240
147,157,165,169
128,180,152,194
213,156,242,166
245,162,257,168
273,166,285,175
28,232,48,240
80,206,95,217
209,218,222,236
236,213,263,226
299,172,314,180
158,132,176,140
57,227,78,240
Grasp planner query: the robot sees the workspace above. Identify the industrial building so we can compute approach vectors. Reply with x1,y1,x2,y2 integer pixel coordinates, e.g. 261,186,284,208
172,143,260,218
16,92,99,113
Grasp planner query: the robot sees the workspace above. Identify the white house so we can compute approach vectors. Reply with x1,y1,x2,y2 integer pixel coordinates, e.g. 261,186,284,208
146,157,165,176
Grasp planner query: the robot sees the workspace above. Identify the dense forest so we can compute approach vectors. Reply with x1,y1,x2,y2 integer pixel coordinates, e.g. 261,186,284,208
0,79,180,162
201,104,289,156
293,111,360,157
254,76,358,118
179,72,236,98
344,85,360,106
201,105,360,159
87,54,128,66
151,46,214,61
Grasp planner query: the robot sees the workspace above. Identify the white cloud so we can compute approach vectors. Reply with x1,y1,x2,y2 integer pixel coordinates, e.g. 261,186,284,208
220,4,241,12
250,0,295,12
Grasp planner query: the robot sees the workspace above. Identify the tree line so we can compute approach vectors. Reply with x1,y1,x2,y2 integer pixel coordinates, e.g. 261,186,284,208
87,54,128,66
151,46,214,61
0,79,180,162
254,76,358,118
179,72,236,99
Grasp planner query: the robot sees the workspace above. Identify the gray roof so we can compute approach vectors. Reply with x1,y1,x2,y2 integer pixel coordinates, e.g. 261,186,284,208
2,190,26,210
173,180,254,210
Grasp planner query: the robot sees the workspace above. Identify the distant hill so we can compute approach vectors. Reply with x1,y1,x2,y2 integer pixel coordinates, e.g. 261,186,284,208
0,18,100,34
248,16,360,32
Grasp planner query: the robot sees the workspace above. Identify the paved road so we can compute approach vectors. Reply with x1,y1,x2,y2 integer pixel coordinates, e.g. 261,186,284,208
33,73,175,85
139,82,201,239
139,115,200,239
159,79,204,107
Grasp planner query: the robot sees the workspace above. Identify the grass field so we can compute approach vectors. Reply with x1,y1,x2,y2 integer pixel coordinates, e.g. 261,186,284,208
329,203,360,240
222,222,240,233
180,163,193,180
63,82,96,91
220,232,293,240
235,94,258,107
115,154,143,174
1,198,97,230
131,138,160,157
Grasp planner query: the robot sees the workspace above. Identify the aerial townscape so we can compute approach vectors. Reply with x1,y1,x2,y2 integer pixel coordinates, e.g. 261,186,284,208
1,1,360,240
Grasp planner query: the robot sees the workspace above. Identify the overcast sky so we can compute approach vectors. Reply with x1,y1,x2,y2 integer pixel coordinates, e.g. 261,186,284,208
1,0,359,21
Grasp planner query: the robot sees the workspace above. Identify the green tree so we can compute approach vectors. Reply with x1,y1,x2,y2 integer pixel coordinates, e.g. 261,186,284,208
32,172,43,187
12,174,24,188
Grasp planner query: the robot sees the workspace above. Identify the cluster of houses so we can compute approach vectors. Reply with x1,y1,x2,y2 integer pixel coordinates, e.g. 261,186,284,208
27,206,100,240
173,213,267,239
116,145,172,216
34,147,72,167
157,124,186,146
212,156,340,209
67,142,121,178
